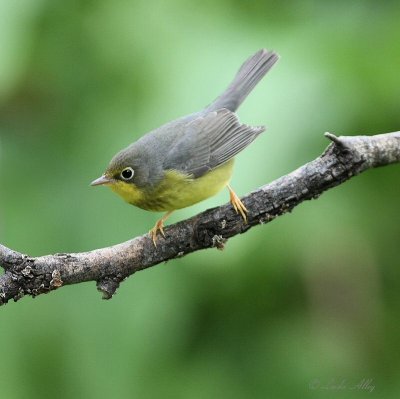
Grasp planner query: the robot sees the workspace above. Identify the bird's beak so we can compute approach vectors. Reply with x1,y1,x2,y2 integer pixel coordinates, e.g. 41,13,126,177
90,174,114,186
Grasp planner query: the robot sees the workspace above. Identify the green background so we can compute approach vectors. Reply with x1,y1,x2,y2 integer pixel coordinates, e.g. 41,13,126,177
1,1,399,398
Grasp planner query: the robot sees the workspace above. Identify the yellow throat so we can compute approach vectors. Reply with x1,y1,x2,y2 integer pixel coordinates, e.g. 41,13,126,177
109,159,234,212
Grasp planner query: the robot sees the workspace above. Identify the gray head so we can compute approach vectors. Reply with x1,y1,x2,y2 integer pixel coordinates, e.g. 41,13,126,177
90,143,150,188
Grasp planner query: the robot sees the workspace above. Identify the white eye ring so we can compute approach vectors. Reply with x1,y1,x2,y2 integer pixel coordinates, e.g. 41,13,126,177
120,167,134,181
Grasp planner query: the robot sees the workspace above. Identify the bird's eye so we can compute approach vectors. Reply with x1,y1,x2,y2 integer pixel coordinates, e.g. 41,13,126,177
120,167,134,180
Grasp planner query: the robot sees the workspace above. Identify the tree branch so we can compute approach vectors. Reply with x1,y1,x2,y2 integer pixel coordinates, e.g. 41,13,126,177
1,132,399,306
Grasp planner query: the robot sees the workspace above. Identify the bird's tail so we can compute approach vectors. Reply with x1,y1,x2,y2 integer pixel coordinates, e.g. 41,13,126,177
205,49,279,113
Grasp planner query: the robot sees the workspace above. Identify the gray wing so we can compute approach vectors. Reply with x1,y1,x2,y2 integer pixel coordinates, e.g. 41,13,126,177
163,109,265,178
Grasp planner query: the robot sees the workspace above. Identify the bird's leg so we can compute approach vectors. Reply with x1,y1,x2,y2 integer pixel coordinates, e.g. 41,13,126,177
149,211,174,246
227,184,248,222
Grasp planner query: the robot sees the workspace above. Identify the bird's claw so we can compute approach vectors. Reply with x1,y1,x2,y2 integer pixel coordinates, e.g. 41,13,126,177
228,186,248,222
149,220,166,247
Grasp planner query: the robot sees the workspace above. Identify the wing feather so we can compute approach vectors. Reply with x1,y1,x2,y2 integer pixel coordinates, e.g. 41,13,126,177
163,109,265,178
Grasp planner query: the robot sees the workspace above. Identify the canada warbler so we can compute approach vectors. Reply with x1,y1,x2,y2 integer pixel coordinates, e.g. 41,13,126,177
91,49,279,245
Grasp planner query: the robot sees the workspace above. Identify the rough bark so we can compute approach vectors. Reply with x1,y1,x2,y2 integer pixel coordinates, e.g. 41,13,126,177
1,132,399,306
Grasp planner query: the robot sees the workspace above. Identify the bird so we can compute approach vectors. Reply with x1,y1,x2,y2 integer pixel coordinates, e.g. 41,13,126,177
91,48,279,245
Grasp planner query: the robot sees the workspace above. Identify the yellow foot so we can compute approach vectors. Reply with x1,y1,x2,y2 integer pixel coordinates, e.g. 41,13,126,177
149,220,165,247
149,211,173,247
227,185,248,222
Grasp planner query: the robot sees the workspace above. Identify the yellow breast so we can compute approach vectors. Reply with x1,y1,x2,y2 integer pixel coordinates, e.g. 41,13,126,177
109,159,234,212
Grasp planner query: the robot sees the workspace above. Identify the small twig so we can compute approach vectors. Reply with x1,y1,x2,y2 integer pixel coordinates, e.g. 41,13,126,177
0,244,25,271
0,131,399,306
324,132,348,148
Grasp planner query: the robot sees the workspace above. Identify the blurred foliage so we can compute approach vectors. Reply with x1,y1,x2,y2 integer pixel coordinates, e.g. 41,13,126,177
0,0,399,398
